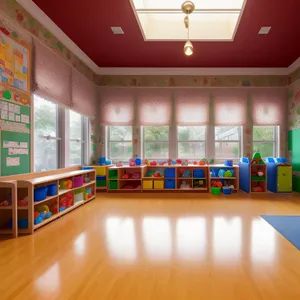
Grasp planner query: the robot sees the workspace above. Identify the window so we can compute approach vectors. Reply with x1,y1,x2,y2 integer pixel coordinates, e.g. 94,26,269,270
177,126,206,159
107,126,133,160
215,126,242,159
253,126,279,158
143,126,169,159
69,110,87,166
34,95,60,171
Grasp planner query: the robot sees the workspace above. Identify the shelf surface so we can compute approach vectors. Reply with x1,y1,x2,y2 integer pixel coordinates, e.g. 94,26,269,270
34,195,57,206
211,177,236,179
0,229,13,234
19,169,95,186
18,206,28,210
58,181,95,195
142,177,165,180
119,179,142,181
0,205,12,210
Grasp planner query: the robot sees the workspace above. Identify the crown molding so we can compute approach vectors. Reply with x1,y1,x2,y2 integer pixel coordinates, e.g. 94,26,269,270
16,0,300,77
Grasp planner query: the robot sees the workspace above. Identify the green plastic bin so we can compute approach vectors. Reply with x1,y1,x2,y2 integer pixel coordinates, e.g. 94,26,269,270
211,187,221,195
108,169,118,179
109,180,118,190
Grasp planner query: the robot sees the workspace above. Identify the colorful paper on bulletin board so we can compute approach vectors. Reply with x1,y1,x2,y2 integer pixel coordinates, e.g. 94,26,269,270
0,31,31,95
0,130,30,176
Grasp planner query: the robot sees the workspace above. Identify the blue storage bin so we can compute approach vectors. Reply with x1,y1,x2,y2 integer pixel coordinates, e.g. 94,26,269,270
34,186,48,202
165,179,176,189
224,159,233,166
223,187,232,195
18,218,28,229
98,157,106,165
96,176,106,181
47,184,57,196
165,168,175,178
82,167,93,170
193,169,205,178
136,158,142,165
105,159,112,165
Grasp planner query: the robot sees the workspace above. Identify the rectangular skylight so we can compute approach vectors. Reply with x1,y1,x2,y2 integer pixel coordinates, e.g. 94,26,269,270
130,0,247,41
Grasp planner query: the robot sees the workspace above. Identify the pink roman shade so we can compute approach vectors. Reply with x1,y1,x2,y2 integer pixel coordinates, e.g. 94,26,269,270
174,89,210,125
137,89,172,126
33,40,71,107
251,89,287,126
99,89,134,125
213,90,247,125
71,69,98,118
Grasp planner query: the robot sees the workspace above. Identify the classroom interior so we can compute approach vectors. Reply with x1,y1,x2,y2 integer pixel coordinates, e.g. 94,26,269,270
1,0,300,299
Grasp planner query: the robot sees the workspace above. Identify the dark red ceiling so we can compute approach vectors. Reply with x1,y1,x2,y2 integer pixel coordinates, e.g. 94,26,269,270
32,0,300,68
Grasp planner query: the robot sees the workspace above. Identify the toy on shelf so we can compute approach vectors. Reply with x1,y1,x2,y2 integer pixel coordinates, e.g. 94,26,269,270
180,181,191,189
209,158,214,164
193,180,205,188
159,161,167,166
211,181,223,188
132,172,140,179
224,170,234,177
154,171,161,178
199,158,208,166
182,160,188,166
0,194,11,206
18,196,28,207
34,204,53,225
167,159,172,166
251,152,265,164
129,158,136,167
252,186,263,192
60,179,72,190
116,161,123,167
150,161,157,166
224,159,233,166
135,158,142,165
143,159,150,166
218,169,225,177
176,159,182,165
122,173,131,179
60,193,73,211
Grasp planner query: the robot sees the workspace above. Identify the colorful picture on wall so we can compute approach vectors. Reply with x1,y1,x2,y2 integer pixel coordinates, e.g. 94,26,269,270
0,31,30,95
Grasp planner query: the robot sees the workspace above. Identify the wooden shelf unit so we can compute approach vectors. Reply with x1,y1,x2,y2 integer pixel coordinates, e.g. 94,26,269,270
107,165,210,192
0,181,17,238
16,169,96,234
209,164,240,192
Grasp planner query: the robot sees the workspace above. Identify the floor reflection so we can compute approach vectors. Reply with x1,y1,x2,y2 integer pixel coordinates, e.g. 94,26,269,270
251,218,276,263
176,217,206,261
35,263,60,293
74,233,86,256
142,217,171,261
213,217,242,262
105,217,137,262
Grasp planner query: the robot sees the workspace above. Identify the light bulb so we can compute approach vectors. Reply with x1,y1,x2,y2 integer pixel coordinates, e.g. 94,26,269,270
184,40,193,56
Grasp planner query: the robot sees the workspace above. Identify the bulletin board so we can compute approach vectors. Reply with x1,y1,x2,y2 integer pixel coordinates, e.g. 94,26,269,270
0,31,31,95
0,99,30,176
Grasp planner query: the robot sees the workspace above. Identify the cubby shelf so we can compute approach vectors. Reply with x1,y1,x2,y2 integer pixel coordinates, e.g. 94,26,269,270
15,169,96,235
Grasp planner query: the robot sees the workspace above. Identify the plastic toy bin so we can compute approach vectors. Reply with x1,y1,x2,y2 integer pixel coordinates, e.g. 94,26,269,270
47,184,57,196
108,169,118,179
165,168,175,178
143,180,153,190
223,187,232,195
193,169,205,178
165,179,175,189
73,176,84,188
154,180,164,189
34,186,48,202
95,166,106,176
211,187,221,195
109,180,118,190
96,176,106,187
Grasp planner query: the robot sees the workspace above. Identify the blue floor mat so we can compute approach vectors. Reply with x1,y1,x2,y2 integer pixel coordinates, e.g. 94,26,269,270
261,215,300,250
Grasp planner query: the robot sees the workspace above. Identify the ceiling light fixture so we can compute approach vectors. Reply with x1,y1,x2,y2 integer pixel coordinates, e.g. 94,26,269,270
181,1,195,56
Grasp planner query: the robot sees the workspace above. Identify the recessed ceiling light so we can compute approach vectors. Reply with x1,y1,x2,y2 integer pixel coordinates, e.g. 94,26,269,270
258,26,271,35
111,27,124,35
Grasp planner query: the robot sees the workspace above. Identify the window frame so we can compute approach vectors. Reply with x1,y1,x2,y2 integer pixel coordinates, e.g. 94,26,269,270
69,110,88,166
176,125,207,159
33,94,61,171
214,126,243,160
142,125,170,159
106,125,133,161
252,125,279,158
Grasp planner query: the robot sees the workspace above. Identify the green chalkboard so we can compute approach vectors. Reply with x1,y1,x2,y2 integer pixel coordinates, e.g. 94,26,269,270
290,128,300,172
0,131,30,176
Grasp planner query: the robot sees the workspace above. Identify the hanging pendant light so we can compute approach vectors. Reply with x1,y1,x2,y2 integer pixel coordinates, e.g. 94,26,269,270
182,1,195,56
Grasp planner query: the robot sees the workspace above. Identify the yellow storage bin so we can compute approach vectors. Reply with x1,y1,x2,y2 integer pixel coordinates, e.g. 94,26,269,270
143,180,153,190
94,166,106,176
154,180,164,190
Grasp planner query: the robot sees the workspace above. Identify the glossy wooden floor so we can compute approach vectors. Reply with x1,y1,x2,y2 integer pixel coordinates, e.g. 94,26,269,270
1,192,300,300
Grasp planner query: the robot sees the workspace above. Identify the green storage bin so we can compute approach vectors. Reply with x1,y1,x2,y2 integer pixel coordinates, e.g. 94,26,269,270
109,180,118,190
97,180,106,187
293,176,300,193
108,169,118,179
